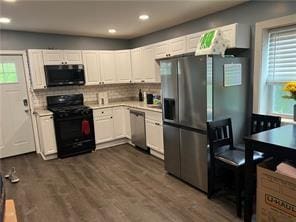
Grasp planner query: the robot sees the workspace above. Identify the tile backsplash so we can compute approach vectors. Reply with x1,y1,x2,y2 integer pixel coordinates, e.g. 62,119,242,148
31,83,161,108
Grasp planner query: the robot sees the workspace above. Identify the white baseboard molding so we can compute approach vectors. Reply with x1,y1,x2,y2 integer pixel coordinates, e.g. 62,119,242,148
150,149,164,160
40,152,57,160
95,138,129,150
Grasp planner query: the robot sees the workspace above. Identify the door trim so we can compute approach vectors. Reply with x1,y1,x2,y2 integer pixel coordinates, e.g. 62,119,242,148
0,50,38,154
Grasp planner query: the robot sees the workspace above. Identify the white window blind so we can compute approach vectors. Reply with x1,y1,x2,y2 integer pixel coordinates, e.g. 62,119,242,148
267,25,296,83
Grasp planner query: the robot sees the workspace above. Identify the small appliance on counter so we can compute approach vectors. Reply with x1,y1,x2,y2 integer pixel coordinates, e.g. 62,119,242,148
97,92,109,105
47,94,95,158
146,94,154,104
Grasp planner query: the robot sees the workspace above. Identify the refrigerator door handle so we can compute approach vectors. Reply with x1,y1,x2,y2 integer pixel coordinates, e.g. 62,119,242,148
164,98,175,120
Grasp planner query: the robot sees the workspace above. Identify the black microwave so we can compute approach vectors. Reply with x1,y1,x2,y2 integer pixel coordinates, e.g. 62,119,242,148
44,64,85,87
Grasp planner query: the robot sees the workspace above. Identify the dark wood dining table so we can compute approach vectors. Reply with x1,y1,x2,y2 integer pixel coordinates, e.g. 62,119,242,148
244,124,296,222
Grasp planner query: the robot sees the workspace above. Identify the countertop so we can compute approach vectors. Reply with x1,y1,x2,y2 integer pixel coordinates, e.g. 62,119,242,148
34,108,53,117
86,101,162,113
33,101,162,116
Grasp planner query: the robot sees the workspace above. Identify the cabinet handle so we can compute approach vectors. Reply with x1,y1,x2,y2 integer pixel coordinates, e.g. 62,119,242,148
65,62,67,64
155,122,160,126
50,116,53,119
110,116,113,119
102,111,104,114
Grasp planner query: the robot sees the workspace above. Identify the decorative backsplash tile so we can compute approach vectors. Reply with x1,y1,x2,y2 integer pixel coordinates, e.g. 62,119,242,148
31,83,161,108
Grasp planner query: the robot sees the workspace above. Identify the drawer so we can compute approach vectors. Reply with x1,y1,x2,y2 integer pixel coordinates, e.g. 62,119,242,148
145,110,162,123
93,108,113,117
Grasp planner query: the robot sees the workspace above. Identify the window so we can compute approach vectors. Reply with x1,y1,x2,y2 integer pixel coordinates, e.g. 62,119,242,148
266,25,296,117
0,63,18,84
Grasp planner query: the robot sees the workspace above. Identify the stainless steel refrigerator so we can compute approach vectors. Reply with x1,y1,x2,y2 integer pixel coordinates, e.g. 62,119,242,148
161,55,249,193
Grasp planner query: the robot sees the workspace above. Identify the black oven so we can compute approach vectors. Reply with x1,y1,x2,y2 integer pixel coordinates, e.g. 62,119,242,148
47,94,95,158
53,112,95,158
44,64,85,87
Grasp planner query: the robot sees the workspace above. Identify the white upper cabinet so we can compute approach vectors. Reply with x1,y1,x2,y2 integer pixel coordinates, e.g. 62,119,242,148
115,50,132,83
186,32,202,53
131,45,158,83
82,51,101,85
154,41,170,59
42,50,82,65
27,49,47,89
220,23,250,49
169,37,186,56
100,51,116,84
154,37,186,59
63,50,83,64
131,48,143,82
142,45,157,82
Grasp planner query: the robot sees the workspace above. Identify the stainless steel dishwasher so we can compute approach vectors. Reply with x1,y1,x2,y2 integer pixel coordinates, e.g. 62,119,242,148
130,110,148,151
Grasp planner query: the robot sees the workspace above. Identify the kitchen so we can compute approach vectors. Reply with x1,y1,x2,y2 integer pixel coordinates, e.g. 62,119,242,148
0,1,296,222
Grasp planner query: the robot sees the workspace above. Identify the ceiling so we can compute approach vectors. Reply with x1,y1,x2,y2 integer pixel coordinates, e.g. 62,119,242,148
0,0,247,39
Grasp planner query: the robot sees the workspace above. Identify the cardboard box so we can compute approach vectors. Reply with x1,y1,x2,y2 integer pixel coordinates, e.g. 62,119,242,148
256,160,296,222
4,200,17,222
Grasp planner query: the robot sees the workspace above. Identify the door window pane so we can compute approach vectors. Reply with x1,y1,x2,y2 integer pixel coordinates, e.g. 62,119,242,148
0,63,18,84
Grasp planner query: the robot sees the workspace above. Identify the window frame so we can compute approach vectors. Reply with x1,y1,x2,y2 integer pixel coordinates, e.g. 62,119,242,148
253,14,296,120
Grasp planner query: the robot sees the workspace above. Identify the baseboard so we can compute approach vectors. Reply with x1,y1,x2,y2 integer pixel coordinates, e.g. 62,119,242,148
95,138,129,150
40,152,57,160
150,149,164,160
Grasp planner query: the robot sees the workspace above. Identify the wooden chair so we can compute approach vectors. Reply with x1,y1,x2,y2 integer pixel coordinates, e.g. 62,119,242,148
250,113,281,135
207,118,262,218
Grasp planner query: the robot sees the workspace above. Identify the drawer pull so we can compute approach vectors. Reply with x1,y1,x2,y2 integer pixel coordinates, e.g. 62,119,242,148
155,122,160,126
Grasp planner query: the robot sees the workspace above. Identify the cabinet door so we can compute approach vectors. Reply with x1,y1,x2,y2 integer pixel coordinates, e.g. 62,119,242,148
146,119,164,154
154,41,170,59
42,50,64,65
115,50,132,83
142,46,156,82
170,37,186,56
82,51,101,85
63,50,82,64
100,51,116,84
38,115,57,155
94,116,114,144
186,32,202,53
124,107,131,139
113,107,125,139
27,50,46,89
131,48,143,82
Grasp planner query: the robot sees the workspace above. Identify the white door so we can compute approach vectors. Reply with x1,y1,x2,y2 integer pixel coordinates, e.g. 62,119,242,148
27,50,47,89
154,41,170,59
170,37,186,56
146,119,164,154
82,51,101,85
100,51,116,84
0,55,35,158
115,50,132,83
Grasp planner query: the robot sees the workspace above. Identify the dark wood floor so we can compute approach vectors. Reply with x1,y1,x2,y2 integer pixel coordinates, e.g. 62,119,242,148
0,145,242,222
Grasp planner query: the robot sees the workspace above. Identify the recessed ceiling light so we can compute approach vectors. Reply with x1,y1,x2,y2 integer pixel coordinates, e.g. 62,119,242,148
139,14,149,21
108,29,116,34
0,17,11,24
3,0,16,2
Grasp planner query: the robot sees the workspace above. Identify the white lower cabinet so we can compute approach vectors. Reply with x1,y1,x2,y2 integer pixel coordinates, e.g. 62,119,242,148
36,115,57,156
113,107,125,139
145,119,164,154
124,107,131,139
94,115,114,144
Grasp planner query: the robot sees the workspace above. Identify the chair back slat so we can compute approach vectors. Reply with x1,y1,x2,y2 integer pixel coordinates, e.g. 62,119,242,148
207,118,234,156
251,114,281,135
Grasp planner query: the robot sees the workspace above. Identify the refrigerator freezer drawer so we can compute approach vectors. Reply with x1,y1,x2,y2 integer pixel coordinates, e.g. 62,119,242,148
180,128,208,192
163,124,180,177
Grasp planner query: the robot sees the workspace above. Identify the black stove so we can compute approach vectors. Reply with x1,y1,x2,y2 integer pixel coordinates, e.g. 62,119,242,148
47,94,95,158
